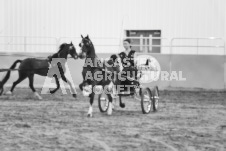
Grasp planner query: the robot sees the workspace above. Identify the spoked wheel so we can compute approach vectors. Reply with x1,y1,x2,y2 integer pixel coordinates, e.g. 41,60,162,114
98,92,109,112
152,86,160,112
141,87,155,114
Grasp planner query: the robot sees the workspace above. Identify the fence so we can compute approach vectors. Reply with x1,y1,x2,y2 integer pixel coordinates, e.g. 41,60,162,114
0,36,121,53
0,36,225,55
170,37,225,55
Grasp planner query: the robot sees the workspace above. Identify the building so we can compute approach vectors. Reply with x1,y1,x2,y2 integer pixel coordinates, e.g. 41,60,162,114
0,0,225,54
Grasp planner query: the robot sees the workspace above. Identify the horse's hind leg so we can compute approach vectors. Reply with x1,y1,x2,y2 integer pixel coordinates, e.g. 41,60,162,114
119,95,125,108
6,72,27,95
28,74,42,100
87,92,95,117
61,75,77,98
49,74,60,94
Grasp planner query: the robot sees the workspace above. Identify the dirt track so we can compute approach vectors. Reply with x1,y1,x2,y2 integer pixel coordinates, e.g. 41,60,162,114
0,88,225,151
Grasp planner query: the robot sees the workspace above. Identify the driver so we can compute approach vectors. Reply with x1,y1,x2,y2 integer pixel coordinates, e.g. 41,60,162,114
112,39,139,94
119,39,138,79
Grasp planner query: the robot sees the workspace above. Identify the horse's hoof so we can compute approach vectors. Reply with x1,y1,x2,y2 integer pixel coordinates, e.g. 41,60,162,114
5,91,12,95
35,95,43,100
107,112,112,115
49,90,55,94
34,92,43,100
72,94,77,98
107,110,112,115
120,103,125,108
87,114,93,117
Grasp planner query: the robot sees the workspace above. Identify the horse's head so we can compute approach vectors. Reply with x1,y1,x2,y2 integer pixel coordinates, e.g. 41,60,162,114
78,35,94,59
56,42,78,59
68,42,78,59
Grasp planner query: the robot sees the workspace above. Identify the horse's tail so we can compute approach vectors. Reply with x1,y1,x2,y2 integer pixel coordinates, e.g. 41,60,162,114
0,60,22,93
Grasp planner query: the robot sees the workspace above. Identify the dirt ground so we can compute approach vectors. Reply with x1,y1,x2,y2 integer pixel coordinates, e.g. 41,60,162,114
0,88,225,151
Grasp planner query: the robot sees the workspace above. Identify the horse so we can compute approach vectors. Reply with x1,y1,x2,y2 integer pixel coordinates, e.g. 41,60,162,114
0,42,78,99
78,35,120,117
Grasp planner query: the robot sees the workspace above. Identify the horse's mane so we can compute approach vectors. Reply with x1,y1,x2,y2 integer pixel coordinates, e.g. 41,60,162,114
48,43,67,59
58,43,67,53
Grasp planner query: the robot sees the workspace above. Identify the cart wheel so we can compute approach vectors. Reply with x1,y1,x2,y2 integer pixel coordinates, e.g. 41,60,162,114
141,87,154,114
152,86,159,112
98,92,109,112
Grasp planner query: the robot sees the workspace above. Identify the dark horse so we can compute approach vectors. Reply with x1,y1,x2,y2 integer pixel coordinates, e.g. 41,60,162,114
0,42,78,99
78,35,120,117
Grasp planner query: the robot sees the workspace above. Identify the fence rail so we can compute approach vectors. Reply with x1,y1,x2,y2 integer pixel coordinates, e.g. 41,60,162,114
170,37,225,55
0,36,225,55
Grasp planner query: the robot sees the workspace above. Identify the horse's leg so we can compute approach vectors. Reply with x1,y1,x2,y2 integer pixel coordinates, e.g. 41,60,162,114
112,97,116,110
113,80,125,108
49,74,60,94
28,74,42,100
87,92,95,117
79,82,84,91
107,93,113,115
105,82,116,110
61,74,77,98
6,72,27,95
119,95,125,108
79,69,86,91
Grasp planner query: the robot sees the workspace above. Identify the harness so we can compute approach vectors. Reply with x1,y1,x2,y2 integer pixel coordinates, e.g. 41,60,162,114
118,50,136,68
